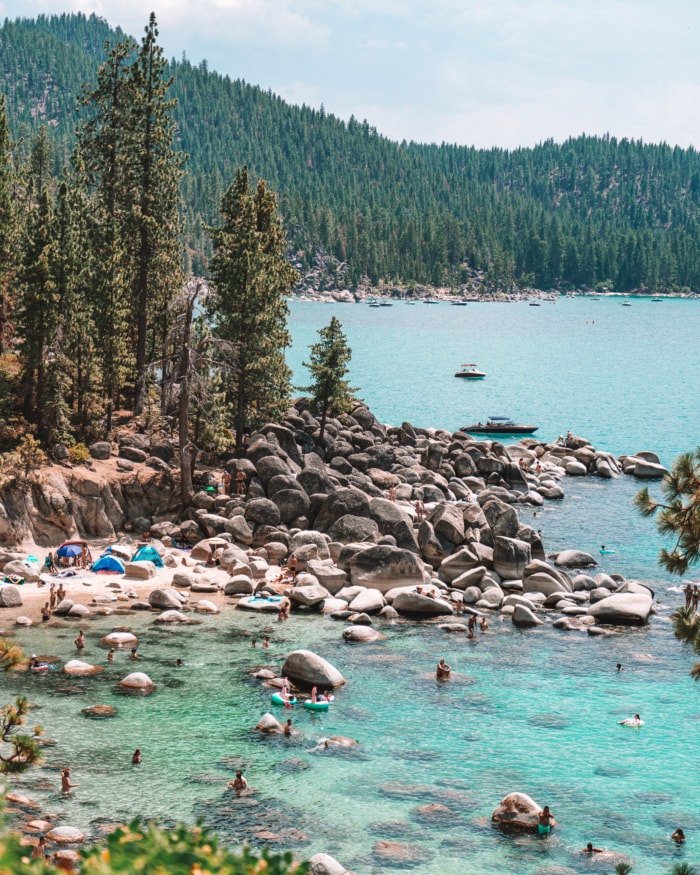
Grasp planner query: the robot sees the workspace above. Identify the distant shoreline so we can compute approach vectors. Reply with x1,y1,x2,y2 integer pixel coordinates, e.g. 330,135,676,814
291,288,700,304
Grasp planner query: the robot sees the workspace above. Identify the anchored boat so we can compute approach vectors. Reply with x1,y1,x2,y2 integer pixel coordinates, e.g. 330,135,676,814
454,363,486,379
460,416,539,436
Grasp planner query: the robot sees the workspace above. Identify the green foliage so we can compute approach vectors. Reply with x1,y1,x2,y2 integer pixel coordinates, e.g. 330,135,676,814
78,819,308,875
300,316,358,442
68,442,91,464
634,449,700,576
2,434,47,478
208,166,298,454
670,862,696,875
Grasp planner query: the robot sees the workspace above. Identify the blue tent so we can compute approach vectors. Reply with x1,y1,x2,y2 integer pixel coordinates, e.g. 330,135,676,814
132,545,164,567
92,554,126,574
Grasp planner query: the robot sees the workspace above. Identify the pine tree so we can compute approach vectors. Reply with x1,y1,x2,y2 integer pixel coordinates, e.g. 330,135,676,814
207,166,298,455
128,14,186,416
75,36,136,433
300,316,357,443
0,95,19,356
634,448,700,576
16,188,57,436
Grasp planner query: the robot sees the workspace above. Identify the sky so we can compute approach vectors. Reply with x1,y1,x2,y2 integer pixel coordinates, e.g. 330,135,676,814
1,0,699,150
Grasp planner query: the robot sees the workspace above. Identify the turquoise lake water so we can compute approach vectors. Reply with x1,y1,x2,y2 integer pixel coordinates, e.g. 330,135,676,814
5,296,700,874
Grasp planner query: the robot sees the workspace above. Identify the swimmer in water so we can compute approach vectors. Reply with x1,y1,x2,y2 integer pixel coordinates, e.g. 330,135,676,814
228,770,248,793
61,768,79,793
618,713,642,726
132,749,142,765
436,658,451,680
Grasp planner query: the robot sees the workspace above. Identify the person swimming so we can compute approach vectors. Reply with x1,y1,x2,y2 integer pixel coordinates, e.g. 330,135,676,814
619,713,643,726
228,770,248,793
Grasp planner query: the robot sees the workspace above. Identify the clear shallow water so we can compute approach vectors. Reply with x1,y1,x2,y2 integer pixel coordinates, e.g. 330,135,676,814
5,297,700,874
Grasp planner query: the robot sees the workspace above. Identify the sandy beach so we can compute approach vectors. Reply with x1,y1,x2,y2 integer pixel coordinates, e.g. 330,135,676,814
1,540,279,634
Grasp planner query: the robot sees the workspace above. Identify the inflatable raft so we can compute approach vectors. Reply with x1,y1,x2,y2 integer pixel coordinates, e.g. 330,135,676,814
271,693,296,707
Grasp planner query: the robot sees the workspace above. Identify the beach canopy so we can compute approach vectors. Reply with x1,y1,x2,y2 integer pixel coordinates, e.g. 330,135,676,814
92,554,125,574
132,545,163,567
57,543,83,558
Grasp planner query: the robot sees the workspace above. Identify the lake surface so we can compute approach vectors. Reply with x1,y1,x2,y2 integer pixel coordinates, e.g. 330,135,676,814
6,296,700,874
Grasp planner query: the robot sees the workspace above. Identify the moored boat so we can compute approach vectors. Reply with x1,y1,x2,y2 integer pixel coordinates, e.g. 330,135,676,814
454,363,485,379
461,416,539,436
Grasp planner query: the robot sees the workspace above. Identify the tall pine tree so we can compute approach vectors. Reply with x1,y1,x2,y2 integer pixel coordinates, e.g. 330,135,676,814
129,14,186,415
208,166,298,455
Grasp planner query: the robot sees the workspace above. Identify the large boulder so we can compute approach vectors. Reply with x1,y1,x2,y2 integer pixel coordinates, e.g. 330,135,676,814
119,672,156,692
428,502,465,545
512,604,543,627
368,498,419,552
255,713,283,733
328,514,379,543
493,536,531,579
124,560,157,579
492,792,555,832
314,487,371,532
309,853,349,875
392,591,453,616
348,588,385,614
281,649,346,688
306,560,347,595
0,584,22,607
289,583,330,607
244,497,281,527
522,571,569,597
481,497,520,539
348,545,424,592
3,559,40,582
587,592,653,625
148,588,185,610
553,549,597,569
272,489,311,525
342,624,384,642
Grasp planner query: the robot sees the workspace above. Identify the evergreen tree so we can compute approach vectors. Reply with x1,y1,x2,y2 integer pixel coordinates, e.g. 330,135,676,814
16,188,57,436
300,316,357,443
0,95,19,356
128,13,186,416
75,35,136,433
634,448,700,576
207,166,297,455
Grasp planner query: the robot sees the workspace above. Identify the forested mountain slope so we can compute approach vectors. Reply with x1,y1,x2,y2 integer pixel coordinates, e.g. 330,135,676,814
2,12,699,292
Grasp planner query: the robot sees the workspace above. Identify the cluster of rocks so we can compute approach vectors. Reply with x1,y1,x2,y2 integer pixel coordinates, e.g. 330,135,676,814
128,402,658,630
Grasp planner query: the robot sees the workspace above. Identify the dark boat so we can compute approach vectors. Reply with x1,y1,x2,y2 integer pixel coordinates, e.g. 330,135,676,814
454,363,486,379
460,416,539,436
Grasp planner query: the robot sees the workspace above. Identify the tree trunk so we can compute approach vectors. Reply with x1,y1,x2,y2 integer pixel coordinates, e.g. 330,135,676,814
178,287,197,508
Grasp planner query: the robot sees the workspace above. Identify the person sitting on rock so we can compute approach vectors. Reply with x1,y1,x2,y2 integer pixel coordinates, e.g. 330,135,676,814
436,658,451,680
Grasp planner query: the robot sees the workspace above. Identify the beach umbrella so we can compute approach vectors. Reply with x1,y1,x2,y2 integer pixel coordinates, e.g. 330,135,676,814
57,544,83,558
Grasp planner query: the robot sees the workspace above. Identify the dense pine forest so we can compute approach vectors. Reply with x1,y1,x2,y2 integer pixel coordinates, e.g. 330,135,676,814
2,12,700,293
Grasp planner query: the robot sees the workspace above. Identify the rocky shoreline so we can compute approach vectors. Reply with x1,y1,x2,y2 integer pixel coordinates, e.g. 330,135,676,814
0,402,674,872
